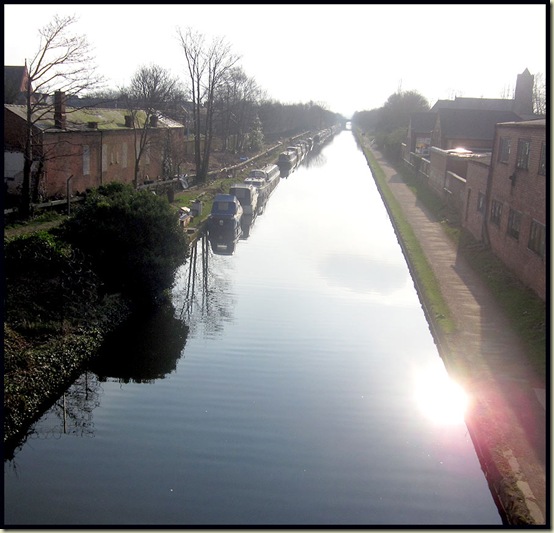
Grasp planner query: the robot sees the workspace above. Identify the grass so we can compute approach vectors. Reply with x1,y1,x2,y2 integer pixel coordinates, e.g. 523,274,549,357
459,230,546,375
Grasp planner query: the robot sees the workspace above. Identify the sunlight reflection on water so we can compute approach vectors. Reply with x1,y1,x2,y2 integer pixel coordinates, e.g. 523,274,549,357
414,363,469,425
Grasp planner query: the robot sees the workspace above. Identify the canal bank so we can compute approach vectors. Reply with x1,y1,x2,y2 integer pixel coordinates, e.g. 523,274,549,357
356,134,546,525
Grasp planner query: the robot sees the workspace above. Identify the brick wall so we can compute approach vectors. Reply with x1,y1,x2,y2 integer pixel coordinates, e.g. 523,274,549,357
428,147,448,196
444,171,466,217
463,159,490,241
486,121,546,300
40,127,187,197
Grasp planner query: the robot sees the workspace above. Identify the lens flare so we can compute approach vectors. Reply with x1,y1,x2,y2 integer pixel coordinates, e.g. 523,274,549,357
415,366,469,425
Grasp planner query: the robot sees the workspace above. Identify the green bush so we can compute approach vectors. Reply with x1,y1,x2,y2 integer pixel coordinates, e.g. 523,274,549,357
58,183,189,306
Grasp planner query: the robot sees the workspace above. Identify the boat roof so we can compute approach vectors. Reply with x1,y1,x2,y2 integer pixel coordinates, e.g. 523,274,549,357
213,193,238,202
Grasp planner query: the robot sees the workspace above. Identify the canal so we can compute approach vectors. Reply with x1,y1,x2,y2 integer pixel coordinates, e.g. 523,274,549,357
4,131,502,526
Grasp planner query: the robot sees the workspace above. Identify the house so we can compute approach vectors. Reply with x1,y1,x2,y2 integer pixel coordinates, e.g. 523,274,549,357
404,69,538,166
463,119,546,300
429,108,522,152
430,69,536,118
4,91,190,200
400,69,545,301
426,147,490,212
4,65,31,104
405,112,435,156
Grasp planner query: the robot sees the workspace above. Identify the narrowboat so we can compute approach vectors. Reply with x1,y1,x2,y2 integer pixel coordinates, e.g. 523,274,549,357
229,183,258,216
207,193,243,241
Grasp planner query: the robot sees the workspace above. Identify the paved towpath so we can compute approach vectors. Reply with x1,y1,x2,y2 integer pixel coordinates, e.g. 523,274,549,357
367,146,547,525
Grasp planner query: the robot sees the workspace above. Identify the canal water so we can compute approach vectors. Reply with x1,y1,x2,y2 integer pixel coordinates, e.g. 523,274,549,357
4,131,502,526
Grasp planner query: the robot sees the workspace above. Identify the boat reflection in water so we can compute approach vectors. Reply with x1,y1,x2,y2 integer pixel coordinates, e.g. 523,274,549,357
240,214,255,239
208,213,256,255
209,235,239,255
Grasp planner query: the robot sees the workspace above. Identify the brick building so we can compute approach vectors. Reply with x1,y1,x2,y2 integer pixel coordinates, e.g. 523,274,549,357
426,147,491,217
400,68,546,301
463,119,546,300
429,108,522,152
4,92,190,199
461,157,490,240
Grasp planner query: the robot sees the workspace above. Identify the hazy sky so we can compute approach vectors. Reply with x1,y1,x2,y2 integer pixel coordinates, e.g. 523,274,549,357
4,4,548,118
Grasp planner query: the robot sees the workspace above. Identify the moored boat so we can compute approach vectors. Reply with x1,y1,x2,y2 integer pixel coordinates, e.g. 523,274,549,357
278,149,298,169
229,183,258,216
207,193,243,241
244,164,280,213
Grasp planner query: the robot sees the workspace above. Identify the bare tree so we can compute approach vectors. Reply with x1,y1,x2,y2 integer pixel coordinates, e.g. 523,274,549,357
121,64,182,187
177,27,240,182
215,67,263,152
19,14,103,218
532,72,546,115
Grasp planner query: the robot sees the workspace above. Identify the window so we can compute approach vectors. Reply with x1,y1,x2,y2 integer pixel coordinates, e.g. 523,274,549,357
538,142,546,175
498,137,511,163
507,208,522,240
516,139,531,170
490,199,503,226
528,220,546,258
122,143,128,169
477,192,486,213
83,145,90,175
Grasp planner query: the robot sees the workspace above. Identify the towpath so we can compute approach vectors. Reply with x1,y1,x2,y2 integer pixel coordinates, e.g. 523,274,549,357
366,145,547,525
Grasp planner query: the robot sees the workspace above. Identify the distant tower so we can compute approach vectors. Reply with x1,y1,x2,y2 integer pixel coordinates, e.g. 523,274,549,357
513,68,534,116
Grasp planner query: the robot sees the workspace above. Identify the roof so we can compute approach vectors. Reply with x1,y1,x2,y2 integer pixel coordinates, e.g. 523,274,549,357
431,97,515,113
4,66,29,104
436,108,522,141
409,112,437,133
4,104,184,131
213,194,238,202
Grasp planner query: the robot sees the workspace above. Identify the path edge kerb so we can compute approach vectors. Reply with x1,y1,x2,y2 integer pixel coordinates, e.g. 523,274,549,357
356,139,536,526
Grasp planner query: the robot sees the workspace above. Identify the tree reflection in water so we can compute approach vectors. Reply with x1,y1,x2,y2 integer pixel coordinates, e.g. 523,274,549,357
90,304,189,384
5,371,103,462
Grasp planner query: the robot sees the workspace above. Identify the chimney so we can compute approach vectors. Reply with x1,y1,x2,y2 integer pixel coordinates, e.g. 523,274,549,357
513,68,534,117
87,121,98,129
150,115,158,127
125,115,133,127
54,90,66,129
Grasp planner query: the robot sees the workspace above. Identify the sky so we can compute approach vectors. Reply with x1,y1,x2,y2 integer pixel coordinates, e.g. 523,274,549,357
4,4,548,118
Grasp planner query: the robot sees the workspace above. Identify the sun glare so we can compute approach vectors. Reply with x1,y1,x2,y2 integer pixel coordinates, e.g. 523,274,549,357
414,366,469,425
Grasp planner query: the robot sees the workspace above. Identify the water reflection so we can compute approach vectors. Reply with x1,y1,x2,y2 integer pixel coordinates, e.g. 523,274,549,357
240,214,255,239
175,234,237,338
319,253,409,296
414,363,469,425
209,234,240,255
5,371,103,461
90,305,189,383
304,147,327,169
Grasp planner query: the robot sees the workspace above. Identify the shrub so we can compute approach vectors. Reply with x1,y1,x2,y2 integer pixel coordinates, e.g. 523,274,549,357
58,183,189,306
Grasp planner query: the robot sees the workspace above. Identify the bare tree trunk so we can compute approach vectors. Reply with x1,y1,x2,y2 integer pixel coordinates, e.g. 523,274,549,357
17,14,103,218
177,27,239,184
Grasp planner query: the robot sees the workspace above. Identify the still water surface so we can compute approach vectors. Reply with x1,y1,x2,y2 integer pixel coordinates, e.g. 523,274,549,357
4,131,502,526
